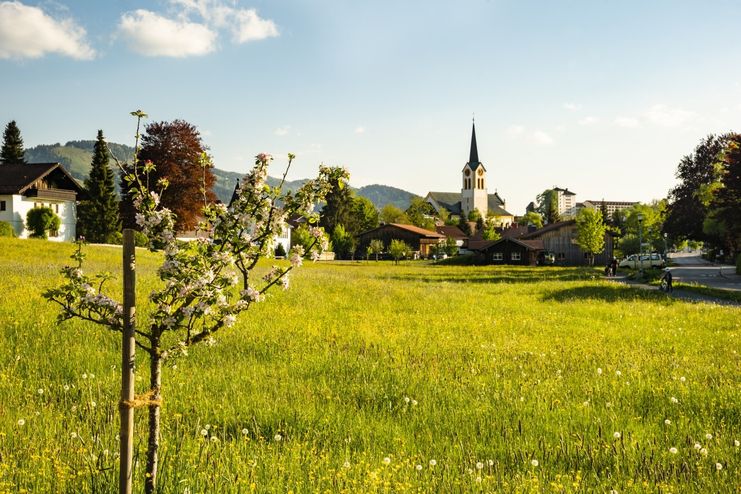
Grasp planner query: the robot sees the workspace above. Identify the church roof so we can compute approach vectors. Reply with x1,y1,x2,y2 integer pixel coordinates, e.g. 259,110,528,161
426,191,512,217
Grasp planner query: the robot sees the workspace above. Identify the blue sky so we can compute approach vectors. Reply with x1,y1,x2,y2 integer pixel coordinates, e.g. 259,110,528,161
2,0,740,214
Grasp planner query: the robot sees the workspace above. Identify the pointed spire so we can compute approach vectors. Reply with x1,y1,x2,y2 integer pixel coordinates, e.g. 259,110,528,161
468,120,479,165
229,179,240,208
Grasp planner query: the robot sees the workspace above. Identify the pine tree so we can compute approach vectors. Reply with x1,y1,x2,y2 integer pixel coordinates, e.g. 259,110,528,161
77,130,120,242
1,120,26,164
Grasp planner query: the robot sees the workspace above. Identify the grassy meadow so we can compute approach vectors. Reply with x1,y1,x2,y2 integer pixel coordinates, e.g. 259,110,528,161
1,237,739,493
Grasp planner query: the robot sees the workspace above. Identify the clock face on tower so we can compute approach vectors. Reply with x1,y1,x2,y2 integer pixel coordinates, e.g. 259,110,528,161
477,168,484,176
464,169,471,176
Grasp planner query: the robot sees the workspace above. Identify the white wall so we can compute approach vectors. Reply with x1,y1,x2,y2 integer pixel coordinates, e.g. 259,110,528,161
0,194,76,241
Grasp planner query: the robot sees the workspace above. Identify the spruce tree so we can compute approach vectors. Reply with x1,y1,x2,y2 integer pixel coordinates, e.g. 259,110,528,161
1,120,26,164
77,130,120,242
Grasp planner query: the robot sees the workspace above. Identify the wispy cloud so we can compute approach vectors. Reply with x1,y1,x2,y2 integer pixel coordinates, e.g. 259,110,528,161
119,0,278,57
274,125,290,136
354,126,366,135
578,116,599,126
505,124,525,139
643,104,696,128
563,102,582,112
0,1,95,60
118,10,216,57
532,130,554,145
614,116,640,128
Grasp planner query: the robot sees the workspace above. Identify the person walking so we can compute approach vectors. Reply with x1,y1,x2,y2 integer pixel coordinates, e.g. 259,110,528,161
660,268,673,293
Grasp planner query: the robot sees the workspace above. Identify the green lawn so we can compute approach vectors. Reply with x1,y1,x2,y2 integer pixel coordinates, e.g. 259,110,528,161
1,238,739,493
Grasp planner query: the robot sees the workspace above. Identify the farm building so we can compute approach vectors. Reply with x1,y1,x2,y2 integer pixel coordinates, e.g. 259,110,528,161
476,237,544,265
357,223,444,258
519,220,614,266
0,162,83,241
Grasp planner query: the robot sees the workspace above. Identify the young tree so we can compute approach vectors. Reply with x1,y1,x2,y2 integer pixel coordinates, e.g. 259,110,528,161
443,236,459,256
123,120,217,231
536,189,560,224
1,120,26,164
482,221,501,241
331,224,354,260
44,112,347,494
521,211,543,229
367,238,384,260
405,197,436,230
347,196,379,235
78,130,120,242
26,206,60,238
575,207,606,266
388,239,411,264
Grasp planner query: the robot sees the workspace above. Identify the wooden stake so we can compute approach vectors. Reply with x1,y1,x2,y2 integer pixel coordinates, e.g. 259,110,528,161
120,229,136,494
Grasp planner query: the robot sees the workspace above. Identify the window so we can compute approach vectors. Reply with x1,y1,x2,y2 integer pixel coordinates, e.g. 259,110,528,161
492,252,503,261
0,200,5,211
54,204,59,213
511,252,521,261
557,252,566,261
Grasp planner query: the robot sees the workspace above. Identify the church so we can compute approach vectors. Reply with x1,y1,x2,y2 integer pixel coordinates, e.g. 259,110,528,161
424,122,514,226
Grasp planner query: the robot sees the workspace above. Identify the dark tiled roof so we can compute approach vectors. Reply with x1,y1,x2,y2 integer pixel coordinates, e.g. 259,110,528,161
473,236,544,252
435,225,467,239
0,162,83,195
520,220,576,239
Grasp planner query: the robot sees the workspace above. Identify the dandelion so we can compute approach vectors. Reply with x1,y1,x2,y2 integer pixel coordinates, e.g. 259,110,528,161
429,459,437,467
383,457,391,465
664,419,671,425
82,373,87,379
37,388,45,395
343,460,351,469
715,462,723,470
615,370,622,377
17,419,25,426
274,433,282,442
694,443,702,450
200,429,208,437
680,376,686,382
89,373,95,379
63,384,70,392
476,462,484,470
475,476,482,483
488,459,494,466
614,432,621,439
70,432,77,439
734,440,740,447
415,464,422,471
205,424,211,430
210,436,219,443
90,401,96,408
242,428,249,436
597,368,603,375
411,399,418,406
670,396,678,404
583,400,590,407
531,459,539,467
404,396,410,403
669,447,678,454
700,448,708,456
705,433,713,440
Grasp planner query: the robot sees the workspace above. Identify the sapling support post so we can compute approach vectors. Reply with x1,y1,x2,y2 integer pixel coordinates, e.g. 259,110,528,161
120,228,136,494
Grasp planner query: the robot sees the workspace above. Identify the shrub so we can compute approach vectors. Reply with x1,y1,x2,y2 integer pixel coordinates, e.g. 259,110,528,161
0,221,15,237
274,242,287,258
26,207,61,239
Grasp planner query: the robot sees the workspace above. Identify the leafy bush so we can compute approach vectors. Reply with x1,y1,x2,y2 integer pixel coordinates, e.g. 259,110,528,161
26,207,61,239
274,242,287,258
0,221,15,237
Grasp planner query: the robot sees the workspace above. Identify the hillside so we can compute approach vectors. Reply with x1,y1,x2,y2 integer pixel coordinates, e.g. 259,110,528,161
23,142,417,208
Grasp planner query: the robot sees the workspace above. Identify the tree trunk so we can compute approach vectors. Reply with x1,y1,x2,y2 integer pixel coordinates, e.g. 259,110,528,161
144,349,162,494
120,229,136,494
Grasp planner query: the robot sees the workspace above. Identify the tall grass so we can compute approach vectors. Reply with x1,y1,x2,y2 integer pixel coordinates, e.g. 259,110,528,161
1,238,739,492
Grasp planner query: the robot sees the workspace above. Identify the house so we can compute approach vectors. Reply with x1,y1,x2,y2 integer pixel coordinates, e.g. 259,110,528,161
519,219,614,266
425,122,514,227
476,237,545,265
435,225,468,250
357,223,444,258
0,163,83,241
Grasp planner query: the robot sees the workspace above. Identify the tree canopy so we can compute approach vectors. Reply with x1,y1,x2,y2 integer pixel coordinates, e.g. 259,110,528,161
1,120,26,164
575,207,606,265
536,189,560,224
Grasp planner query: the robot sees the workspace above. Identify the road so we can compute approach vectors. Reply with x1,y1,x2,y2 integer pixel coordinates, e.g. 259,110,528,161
667,252,741,292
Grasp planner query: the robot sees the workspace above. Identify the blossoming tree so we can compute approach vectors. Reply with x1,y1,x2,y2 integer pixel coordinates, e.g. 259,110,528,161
44,112,347,494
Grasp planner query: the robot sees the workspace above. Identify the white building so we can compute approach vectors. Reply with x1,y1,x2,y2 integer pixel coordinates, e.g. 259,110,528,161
0,163,83,241
582,199,638,218
552,187,577,217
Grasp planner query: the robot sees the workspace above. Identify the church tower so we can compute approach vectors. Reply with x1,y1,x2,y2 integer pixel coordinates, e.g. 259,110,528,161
461,121,488,218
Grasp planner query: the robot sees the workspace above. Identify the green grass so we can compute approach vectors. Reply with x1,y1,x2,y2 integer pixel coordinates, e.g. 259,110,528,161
1,238,739,493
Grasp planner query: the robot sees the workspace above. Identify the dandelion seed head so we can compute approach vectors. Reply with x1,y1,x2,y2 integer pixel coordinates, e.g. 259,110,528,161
705,433,713,440
274,434,282,442
664,419,671,425
415,464,422,471
669,447,678,454
200,429,208,437
700,448,708,456
476,461,483,470
531,459,539,467
383,457,391,465
597,368,603,375
694,443,702,450
429,459,437,467
17,419,25,426
715,463,723,470
343,460,351,469
614,432,621,439
242,428,249,435
734,439,740,447
670,396,678,404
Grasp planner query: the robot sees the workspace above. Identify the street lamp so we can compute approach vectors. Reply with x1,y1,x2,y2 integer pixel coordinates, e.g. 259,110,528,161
663,233,668,261
637,213,644,275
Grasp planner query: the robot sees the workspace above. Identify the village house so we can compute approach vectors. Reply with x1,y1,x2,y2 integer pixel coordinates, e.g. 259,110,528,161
425,122,514,227
0,162,83,241
357,223,444,258
519,219,614,266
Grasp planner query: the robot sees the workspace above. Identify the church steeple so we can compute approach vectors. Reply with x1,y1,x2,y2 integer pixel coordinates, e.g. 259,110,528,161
468,121,479,166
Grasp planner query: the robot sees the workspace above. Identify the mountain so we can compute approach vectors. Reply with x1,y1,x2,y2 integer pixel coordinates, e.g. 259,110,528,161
23,142,418,209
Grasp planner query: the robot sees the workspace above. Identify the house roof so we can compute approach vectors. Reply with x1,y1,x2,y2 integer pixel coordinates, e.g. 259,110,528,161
388,223,445,238
0,162,83,195
553,187,576,195
473,236,545,252
519,219,577,239
436,225,467,239
426,191,512,217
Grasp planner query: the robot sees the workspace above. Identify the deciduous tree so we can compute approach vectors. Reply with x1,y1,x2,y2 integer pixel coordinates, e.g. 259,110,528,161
388,239,411,264
575,207,606,266
536,189,560,224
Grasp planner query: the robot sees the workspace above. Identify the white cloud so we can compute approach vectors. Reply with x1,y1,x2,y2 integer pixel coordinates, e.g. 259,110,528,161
119,10,216,57
614,116,640,128
505,124,525,139
274,126,290,136
643,104,695,128
230,9,278,43
563,102,582,112
0,1,95,60
170,0,278,44
578,116,599,126
354,126,365,134
532,130,554,145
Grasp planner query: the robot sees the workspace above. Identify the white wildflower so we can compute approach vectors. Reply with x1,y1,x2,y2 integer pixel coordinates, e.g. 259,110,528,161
274,433,282,442
429,459,437,467
383,457,391,465
17,419,25,426
715,462,723,470
669,447,678,454
531,459,539,467
614,432,621,439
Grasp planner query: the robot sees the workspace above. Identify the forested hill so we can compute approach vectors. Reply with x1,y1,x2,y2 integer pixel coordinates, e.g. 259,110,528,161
24,142,418,209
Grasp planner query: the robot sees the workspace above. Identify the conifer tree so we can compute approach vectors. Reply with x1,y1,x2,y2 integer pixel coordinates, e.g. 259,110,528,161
1,120,26,164
77,130,120,242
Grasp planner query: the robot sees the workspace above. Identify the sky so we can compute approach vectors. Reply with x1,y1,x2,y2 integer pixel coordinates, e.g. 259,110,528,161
1,0,740,214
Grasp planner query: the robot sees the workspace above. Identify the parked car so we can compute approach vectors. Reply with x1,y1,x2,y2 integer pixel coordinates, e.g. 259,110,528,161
537,251,556,266
619,253,665,269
